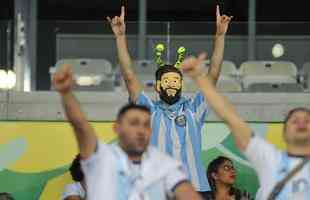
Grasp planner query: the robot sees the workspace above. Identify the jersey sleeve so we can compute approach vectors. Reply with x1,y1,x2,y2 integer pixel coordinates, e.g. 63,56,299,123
164,164,188,196
244,135,281,177
80,142,107,177
135,91,155,112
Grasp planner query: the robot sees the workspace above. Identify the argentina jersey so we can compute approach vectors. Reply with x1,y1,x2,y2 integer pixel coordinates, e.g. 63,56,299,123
271,153,310,200
245,135,310,200
136,91,210,191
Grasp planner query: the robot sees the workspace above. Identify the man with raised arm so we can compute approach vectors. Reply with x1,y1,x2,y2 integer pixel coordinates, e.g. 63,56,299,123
181,52,310,200
107,6,232,194
52,64,203,200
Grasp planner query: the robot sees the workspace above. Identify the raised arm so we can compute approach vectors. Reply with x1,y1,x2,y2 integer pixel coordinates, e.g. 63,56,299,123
208,5,233,85
107,6,142,101
182,54,251,151
52,65,97,159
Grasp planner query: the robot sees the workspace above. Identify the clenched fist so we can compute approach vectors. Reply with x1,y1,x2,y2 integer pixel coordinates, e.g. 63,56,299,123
52,64,74,95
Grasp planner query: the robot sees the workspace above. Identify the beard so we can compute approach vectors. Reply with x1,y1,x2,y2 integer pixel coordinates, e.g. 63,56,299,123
159,87,182,105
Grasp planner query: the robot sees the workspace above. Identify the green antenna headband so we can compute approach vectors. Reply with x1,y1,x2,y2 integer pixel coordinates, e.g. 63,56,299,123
154,43,187,69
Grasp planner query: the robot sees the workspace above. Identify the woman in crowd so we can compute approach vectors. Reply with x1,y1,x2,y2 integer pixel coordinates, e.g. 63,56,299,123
203,156,252,200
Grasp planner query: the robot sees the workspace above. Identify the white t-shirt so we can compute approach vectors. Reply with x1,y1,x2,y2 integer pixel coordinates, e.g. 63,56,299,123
61,182,85,200
81,143,188,200
244,135,310,200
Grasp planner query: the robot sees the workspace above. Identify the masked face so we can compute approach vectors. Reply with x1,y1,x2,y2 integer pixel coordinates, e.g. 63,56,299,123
156,72,182,105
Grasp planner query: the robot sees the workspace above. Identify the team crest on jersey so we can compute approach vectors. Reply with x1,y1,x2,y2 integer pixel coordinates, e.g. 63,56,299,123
175,115,187,127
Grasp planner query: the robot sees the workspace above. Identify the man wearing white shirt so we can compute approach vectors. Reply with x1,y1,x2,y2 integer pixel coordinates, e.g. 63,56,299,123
52,64,202,200
179,52,310,200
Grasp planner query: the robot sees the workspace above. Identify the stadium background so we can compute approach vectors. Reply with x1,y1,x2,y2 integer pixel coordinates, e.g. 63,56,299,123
1,0,310,199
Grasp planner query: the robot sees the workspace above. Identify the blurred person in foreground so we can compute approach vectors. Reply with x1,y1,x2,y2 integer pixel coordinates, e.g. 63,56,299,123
180,52,310,200
52,64,203,200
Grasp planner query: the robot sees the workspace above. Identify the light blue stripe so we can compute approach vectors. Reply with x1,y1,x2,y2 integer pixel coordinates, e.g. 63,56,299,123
115,160,130,200
186,109,210,191
136,92,155,112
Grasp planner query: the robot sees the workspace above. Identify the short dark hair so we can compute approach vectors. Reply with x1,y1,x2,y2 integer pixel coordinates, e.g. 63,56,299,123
69,155,84,182
117,103,151,121
155,65,183,81
284,107,310,130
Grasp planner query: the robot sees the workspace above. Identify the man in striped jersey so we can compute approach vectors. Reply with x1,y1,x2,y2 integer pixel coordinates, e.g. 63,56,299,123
107,5,232,194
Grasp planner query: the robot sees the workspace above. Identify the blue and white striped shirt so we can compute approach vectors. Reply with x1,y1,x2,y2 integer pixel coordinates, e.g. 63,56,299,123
136,92,210,191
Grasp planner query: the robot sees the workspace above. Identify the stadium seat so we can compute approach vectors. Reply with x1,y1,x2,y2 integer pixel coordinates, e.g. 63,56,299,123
240,61,298,91
246,83,304,93
182,60,241,93
118,74,155,92
131,60,157,75
301,62,310,91
204,60,239,76
183,76,242,93
116,60,157,92
240,61,298,77
50,58,115,91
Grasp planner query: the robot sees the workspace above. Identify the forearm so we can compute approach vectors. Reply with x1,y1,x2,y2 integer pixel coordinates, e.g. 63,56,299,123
116,36,134,77
194,75,251,150
115,36,142,100
208,34,225,84
62,92,97,158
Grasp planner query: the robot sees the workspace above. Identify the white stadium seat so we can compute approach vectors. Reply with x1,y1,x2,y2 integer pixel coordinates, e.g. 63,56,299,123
240,61,297,77
240,61,299,92
50,58,115,91
183,76,242,93
204,60,239,76
131,60,157,75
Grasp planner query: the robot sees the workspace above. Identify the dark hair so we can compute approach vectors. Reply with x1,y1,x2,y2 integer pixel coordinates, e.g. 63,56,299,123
155,65,183,81
207,156,235,196
69,155,84,182
0,193,14,200
117,103,151,121
283,107,310,130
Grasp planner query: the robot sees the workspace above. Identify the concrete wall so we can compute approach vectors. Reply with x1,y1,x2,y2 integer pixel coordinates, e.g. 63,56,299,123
2,91,310,122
